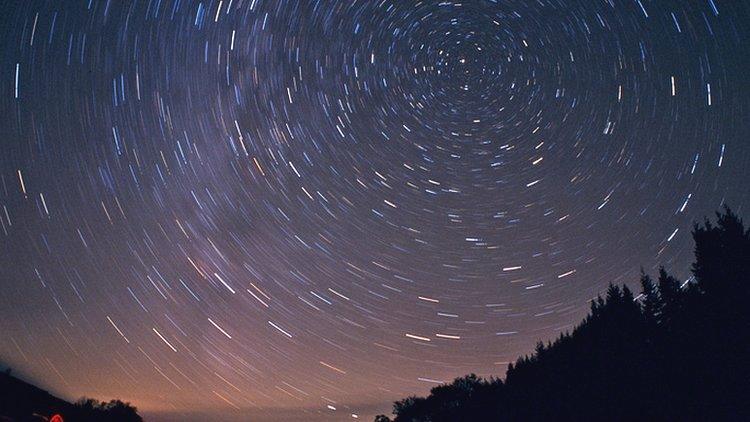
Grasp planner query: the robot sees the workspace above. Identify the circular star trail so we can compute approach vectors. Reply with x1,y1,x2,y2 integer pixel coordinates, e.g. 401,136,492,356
1,0,749,420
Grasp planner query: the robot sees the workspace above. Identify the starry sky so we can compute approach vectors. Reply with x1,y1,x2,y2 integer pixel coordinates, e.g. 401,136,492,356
1,0,749,420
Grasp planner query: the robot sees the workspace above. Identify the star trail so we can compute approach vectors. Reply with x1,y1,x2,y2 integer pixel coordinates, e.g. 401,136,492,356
1,0,749,420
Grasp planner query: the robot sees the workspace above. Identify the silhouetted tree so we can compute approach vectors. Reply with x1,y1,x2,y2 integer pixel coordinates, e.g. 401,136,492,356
639,270,659,324
693,206,750,299
656,267,682,324
74,397,142,421
1,371,142,422
380,207,750,422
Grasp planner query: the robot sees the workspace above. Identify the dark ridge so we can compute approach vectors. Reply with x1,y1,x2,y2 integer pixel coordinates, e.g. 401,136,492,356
0,370,141,422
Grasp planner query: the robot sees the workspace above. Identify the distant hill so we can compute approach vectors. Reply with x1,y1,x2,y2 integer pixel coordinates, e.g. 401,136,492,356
0,370,76,421
0,370,141,422
377,207,750,421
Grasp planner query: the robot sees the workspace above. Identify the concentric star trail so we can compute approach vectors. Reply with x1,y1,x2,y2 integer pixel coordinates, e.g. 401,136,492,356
1,1,748,420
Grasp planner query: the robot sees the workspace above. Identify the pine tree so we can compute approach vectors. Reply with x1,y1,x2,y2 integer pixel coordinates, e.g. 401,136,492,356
657,267,681,325
606,283,622,303
639,270,659,323
693,207,750,303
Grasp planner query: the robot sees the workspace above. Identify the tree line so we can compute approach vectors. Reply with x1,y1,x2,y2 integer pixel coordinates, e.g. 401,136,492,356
376,207,750,421
0,367,141,421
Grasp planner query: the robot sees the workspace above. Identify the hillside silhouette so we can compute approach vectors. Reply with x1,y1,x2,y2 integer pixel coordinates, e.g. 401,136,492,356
0,369,141,422
376,207,750,421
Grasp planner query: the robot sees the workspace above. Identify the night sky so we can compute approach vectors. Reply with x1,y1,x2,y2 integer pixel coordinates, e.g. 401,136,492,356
1,0,749,420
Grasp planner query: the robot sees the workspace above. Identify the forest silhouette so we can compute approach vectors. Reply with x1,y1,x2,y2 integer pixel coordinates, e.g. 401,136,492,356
0,368,142,421
2,207,748,421
376,207,750,421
